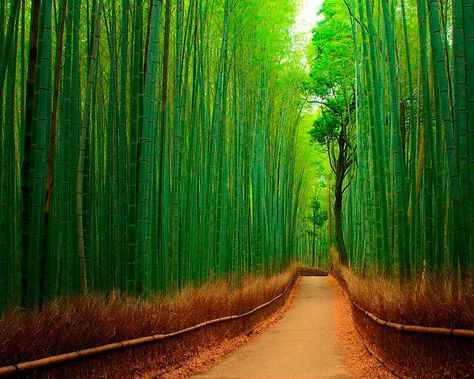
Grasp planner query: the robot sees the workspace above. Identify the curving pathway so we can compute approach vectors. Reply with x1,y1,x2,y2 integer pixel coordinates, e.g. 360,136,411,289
194,276,354,379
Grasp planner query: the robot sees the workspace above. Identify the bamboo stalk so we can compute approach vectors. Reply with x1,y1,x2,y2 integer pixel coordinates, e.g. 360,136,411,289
76,0,103,294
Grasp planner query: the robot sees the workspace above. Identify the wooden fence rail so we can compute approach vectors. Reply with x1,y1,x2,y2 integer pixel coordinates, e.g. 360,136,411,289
0,268,329,376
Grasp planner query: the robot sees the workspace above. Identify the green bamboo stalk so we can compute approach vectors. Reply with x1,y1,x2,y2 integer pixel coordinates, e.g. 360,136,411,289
427,0,467,278
138,0,163,296
381,0,409,278
0,0,21,98
76,0,103,294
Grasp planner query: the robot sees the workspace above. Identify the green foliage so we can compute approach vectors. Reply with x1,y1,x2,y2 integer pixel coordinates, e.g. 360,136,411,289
309,110,340,145
309,2,353,95
305,196,327,235
0,0,313,312
307,0,355,264
306,0,354,166
314,0,474,282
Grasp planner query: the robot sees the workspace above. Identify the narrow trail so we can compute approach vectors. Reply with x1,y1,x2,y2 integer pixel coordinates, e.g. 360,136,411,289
194,277,354,379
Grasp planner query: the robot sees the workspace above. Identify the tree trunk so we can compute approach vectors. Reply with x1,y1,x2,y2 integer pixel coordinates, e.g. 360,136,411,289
156,0,171,291
334,128,348,265
21,0,41,309
327,175,333,246
40,0,68,310
334,178,348,265
76,0,103,295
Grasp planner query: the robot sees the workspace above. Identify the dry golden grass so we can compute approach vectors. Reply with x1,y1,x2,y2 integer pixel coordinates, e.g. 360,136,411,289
148,276,302,378
0,266,298,378
328,276,397,379
336,266,474,378
339,266,474,329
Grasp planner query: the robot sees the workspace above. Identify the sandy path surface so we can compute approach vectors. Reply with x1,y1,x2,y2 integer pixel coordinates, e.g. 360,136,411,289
194,277,354,379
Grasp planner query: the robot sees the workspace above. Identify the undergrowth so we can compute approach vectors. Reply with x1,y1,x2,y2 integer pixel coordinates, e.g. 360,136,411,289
339,266,474,329
0,265,298,378
336,265,474,378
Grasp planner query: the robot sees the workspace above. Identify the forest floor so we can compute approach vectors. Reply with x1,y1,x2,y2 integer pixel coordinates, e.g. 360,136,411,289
184,276,392,379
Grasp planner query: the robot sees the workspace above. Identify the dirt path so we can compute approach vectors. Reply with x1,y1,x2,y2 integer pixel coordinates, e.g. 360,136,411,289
194,277,354,379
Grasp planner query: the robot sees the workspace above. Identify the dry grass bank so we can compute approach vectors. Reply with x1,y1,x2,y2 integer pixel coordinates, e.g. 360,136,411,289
336,267,474,378
0,266,298,378
328,275,397,379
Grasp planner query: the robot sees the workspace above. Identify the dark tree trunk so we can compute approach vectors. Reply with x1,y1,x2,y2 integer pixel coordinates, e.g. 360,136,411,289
311,223,316,267
21,0,41,309
334,126,348,265
334,179,347,264
156,0,171,275
41,0,68,310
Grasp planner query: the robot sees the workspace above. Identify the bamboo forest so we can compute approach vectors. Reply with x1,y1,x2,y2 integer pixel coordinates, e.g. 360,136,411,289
0,0,473,378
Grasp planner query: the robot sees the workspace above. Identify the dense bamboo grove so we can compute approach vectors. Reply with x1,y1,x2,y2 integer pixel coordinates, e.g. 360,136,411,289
332,0,474,280
0,0,311,312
